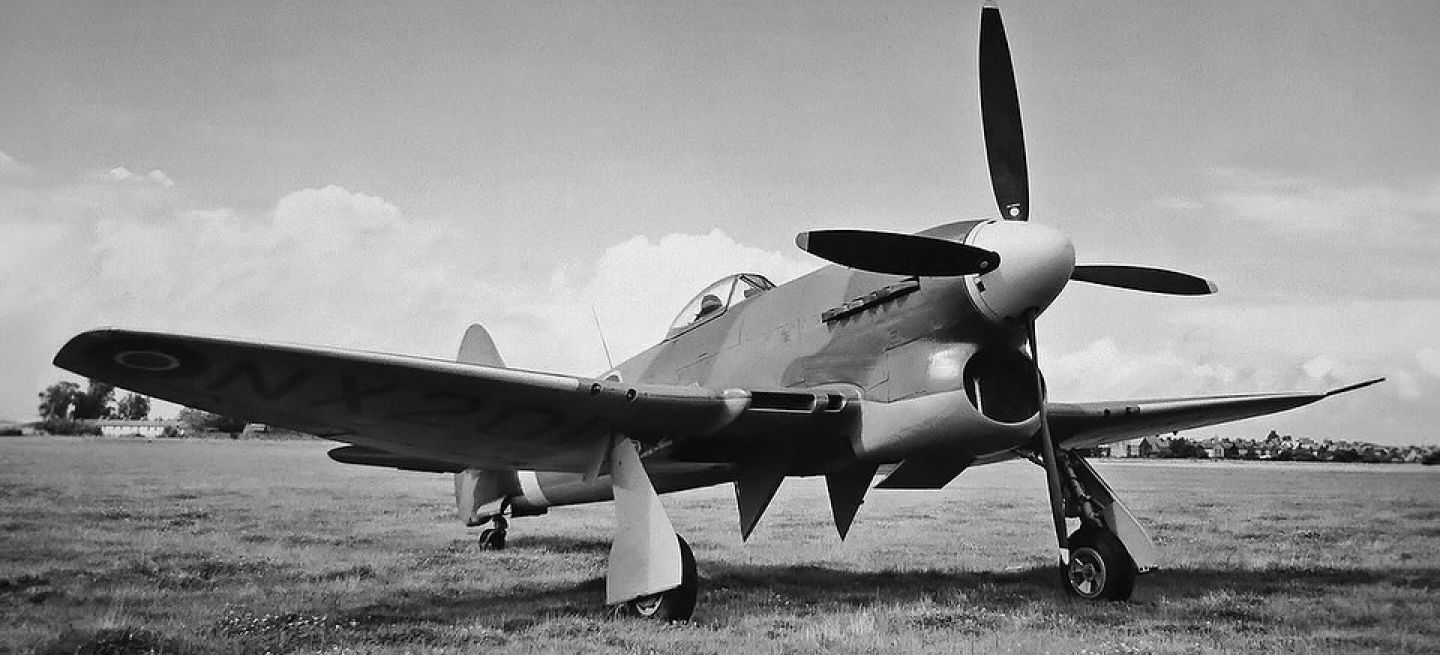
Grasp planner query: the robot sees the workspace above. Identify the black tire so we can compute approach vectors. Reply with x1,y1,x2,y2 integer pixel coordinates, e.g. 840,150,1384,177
1062,527,1136,601
479,528,506,550
623,534,698,621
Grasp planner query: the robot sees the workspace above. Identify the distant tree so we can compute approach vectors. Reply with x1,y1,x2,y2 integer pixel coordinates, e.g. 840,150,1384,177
38,381,82,419
115,393,151,420
70,380,116,420
1423,451,1440,466
37,417,101,436
177,407,247,435
1166,437,1207,459
1332,449,1361,463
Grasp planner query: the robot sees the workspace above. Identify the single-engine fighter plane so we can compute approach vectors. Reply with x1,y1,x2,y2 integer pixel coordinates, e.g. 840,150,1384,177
54,3,1380,620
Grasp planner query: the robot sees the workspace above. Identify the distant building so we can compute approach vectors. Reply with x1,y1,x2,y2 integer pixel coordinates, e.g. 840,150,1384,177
85,419,182,438
1138,435,1171,458
1102,440,1142,458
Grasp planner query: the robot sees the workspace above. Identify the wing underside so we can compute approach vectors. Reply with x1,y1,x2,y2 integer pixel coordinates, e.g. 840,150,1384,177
53,329,856,473
1047,379,1384,449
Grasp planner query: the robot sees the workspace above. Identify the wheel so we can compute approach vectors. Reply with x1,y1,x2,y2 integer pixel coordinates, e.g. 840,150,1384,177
478,528,506,550
1062,527,1136,601
623,534,698,621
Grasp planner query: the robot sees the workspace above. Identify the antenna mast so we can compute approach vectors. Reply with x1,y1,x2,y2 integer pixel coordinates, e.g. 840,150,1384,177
590,305,615,370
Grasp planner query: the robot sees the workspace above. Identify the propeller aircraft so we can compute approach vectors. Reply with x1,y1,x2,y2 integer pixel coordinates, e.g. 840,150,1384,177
53,2,1381,620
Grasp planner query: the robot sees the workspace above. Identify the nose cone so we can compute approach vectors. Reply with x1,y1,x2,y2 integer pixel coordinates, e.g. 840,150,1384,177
962,221,1075,324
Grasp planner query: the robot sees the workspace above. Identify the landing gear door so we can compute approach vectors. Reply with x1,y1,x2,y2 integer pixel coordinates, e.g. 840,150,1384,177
1070,456,1160,572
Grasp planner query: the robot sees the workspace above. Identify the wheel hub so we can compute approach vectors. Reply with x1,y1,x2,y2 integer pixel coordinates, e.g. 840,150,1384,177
630,594,663,617
1067,547,1107,598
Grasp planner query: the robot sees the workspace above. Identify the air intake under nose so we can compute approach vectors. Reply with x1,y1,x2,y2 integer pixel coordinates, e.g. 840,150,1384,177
963,347,1041,423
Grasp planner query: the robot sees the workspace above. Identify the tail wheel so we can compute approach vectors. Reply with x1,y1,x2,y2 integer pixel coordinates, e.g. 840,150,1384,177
623,534,698,621
478,528,506,550
1063,527,1136,601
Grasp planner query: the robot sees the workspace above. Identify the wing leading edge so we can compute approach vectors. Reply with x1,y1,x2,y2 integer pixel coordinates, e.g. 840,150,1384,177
53,329,852,472
1046,378,1385,449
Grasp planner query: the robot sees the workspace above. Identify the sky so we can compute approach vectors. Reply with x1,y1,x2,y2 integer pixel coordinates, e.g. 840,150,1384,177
2,1,1437,445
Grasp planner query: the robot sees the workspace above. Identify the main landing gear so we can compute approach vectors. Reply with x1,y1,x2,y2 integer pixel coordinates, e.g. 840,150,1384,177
469,441,699,621
1040,450,1158,601
606,436,699,621
618,535,698,621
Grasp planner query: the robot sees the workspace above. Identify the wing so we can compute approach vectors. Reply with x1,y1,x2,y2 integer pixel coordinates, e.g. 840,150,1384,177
54,329,855,472
1047,378,1384,449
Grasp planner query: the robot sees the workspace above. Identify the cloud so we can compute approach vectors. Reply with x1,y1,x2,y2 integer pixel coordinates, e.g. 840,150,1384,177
0,150,26,176
1418,348,1440,379
90,166,175,187
1172,300,1440,363
147,170,175,187
514,230,816,373
1044,331,1406,404
1047,338,1258,401
1153,196,1202,211
1301,355,1336,381
0,164,815,420
1205,169,1440,241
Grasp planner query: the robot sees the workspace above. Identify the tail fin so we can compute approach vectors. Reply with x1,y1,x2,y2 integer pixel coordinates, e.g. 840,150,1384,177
457,323,505,367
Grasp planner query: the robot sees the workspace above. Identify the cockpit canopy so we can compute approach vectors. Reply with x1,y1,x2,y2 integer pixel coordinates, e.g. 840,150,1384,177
667,273,775,338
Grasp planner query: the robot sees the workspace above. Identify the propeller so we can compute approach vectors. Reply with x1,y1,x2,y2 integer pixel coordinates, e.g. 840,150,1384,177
1072,265,1217,295
980,1,1028,221
795,229,999,277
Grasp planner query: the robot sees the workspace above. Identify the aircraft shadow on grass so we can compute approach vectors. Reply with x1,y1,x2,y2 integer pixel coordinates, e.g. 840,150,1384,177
340,540,1440,624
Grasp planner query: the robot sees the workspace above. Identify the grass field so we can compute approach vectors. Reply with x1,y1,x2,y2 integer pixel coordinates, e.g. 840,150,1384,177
2,436,1438,654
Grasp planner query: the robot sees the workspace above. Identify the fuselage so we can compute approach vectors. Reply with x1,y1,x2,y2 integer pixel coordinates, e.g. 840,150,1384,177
498,219,1078,516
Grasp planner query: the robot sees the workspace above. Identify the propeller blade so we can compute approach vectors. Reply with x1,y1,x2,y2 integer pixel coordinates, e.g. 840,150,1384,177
796,229,1000,277
1071,265,1217,296
980,3,1028,221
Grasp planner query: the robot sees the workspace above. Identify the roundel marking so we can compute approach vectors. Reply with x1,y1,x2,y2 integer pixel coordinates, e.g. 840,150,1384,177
114,349,183,372
92,338,210,379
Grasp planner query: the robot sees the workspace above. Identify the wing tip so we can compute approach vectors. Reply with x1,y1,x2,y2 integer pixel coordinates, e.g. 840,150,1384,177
52,328,118,371
1326,377,1385,397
